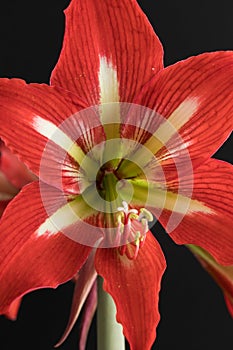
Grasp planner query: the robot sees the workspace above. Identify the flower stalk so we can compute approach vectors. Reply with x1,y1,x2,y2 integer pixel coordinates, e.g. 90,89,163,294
97,276,125,350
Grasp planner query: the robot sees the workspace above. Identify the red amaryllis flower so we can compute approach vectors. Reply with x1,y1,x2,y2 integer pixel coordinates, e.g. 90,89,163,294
0,1,232,350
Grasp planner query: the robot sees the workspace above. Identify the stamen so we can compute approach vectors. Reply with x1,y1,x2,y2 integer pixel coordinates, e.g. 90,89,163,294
128,209,138,215
138,208,153,222
116,201,153,260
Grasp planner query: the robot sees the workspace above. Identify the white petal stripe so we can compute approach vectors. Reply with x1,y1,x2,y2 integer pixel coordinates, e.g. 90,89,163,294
32,116,86,164
144,98,199,155
36,196,96,239
98,56,121,138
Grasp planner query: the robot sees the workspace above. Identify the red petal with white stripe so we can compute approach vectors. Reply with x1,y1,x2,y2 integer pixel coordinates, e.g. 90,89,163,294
50,0,163,105
95,232,166,350
157,159,233,265
133,52,233,174
0,79,83,174
0,182,92,313
0,79,104,192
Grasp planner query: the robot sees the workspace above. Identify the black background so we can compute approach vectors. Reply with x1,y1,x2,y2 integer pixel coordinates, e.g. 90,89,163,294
0,1,232,349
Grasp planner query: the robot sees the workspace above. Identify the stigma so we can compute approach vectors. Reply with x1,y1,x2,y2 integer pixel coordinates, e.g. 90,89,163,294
115,201,153,260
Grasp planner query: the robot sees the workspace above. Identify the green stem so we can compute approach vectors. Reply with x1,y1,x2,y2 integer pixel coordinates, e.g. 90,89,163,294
97,276,125,350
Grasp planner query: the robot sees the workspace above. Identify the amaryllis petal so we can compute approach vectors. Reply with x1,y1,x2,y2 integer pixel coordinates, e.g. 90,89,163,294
4,298,22,321
132,52,233,173
0,181,92,313
157,159,233,265
79,281,97,350
50,0,163,105
188,245,233,317
0,79,104,191
55,250,97,347
95,232,166,350
0,79,84,174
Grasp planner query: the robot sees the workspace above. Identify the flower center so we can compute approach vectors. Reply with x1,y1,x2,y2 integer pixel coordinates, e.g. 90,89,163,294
91,161,152,257
96,160,120,193
75,133,154,250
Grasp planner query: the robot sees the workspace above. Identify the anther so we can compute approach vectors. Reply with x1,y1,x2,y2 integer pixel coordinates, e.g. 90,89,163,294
116,201,153,260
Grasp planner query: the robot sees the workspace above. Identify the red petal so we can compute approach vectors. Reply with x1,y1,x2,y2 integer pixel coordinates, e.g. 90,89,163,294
95,232,166,350
0,182,92,313
0,79,83,175
134,52,233,172
157,159,233,265
224,296,233,317
51,0,163,104
79,281,97,350
55,250,97,347
188,245,233,318
0,79,104,192
4,298,22,321
0,143,36,188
